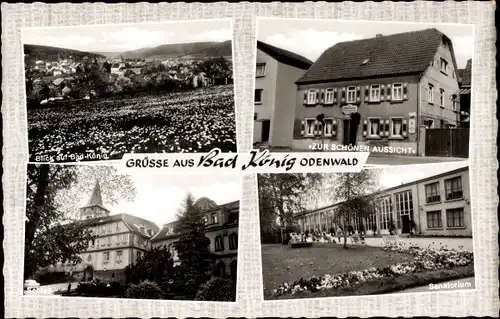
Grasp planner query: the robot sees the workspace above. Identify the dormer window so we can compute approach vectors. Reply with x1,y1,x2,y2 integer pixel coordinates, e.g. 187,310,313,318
212,213,218,224
440,58,448,74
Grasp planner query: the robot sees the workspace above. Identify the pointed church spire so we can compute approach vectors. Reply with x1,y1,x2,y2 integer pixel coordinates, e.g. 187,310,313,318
80,179,110,220
87,180,104,207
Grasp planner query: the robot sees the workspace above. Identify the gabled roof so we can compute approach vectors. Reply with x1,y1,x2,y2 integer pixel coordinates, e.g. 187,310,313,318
82,213,160,239
458,58,472,87
257,41,313,70
296,28,458,84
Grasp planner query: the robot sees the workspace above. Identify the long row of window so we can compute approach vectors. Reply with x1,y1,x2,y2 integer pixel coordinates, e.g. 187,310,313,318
89,234,129,247
425,176,464,203
426,208,465,229
303,83,409,106
86,250,130,264
300,117,408,139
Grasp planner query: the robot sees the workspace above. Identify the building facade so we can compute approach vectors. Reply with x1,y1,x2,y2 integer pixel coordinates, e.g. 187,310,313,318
296,166,471,237
253,41,313,148
151,198,239,281
292,28,462,155
457,58,472,128
60,181,160,282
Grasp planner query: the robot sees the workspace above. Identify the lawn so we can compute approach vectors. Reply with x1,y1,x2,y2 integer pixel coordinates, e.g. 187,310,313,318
261,243,415,299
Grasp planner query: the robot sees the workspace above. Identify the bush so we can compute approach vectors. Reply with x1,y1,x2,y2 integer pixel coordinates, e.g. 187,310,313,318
77,279,127,296
124,280,165,299
196,278,236,302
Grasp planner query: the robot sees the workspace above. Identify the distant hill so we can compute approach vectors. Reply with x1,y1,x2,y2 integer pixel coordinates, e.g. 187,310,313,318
24,44,106,62
96,41,233,60
182,40,233,59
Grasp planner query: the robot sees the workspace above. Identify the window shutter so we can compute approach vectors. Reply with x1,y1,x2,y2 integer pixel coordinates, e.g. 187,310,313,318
332,120,337,139
320,89,325,104
315,89,320,104
380,85,385,102
363,120,368,137
303,91,307,105
314,120,319,136
356,86,361,102
402,119,408,137
300,120,305,136
385,119,390,137
341,87,346,103
386,84,392,101
403,83,408,100
364,85,370,102
333,88,338,103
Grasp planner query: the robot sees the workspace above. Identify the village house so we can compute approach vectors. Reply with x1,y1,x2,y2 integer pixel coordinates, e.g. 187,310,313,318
296,166,471,237
292,28,462,155
253,41,313,148
151,198,239,281
74,181,159,282
457,58,472,128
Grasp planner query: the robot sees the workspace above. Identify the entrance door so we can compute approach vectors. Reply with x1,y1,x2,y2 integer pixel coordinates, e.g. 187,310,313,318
261,120,270,143
401,215,411,234
349,121,359,146
343,120,351,145
230,260,237,282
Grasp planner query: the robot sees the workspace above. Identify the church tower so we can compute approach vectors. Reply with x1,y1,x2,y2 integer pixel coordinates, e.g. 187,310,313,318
80,180,110,220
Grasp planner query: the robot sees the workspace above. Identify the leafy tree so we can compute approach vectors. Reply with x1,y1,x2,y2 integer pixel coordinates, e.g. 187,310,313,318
327,170,380,249
172,193,212,296
75,58,106,99
124,246,175,292
257,173,323,243
24,164,136,280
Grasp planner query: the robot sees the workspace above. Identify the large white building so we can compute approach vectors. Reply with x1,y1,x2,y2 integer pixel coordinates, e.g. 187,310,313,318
296,166,471,237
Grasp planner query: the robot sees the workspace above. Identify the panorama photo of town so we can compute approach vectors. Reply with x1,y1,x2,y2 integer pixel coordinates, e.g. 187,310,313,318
253,19,473,166
258,162,474,300
23,20,236,163
23,164,240,301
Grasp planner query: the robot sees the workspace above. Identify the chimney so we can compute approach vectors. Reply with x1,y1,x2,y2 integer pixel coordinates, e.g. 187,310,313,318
376,34,383,38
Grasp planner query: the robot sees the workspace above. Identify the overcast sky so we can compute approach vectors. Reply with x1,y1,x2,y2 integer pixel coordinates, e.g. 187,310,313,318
77,173,241,227
22,19,232,52
257,18,474,69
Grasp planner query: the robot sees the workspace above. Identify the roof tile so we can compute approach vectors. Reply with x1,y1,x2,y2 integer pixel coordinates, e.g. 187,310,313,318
296,28,456,84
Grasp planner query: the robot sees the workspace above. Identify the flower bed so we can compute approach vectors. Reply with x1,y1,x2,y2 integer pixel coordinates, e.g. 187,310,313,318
272,246,474,297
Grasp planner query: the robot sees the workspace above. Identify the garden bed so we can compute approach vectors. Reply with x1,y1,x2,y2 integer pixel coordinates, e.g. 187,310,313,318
263,244,474,300
273,264,474,299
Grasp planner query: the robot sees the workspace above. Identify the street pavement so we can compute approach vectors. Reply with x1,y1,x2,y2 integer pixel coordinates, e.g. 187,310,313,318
365,153,467,166
364,236,474,251
390,276,475,294
333,236,473,251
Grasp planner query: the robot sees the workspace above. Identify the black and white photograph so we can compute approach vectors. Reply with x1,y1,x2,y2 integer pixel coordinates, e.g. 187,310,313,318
253,19,473,166
24,19,236,163
258,162,474,300
23,163,240,301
